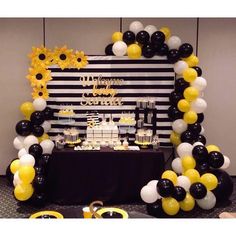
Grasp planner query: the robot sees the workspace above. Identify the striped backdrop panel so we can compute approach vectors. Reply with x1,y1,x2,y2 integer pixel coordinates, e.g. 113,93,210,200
47,56,175,147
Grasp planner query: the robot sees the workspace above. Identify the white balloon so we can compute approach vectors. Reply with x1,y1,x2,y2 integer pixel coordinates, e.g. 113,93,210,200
144,25,157,36
112,41,127,56
220,155,231,170
140,185,159,203
167,36,182,50
13,136,25,150
193,142,204,147
13,171,22,187
147,180,162,199
174,61,188,75
129,21,144,35
191,98,207,113
18,148,28,159
23,135,39,151
191,77,207,92
33,98,47,111
177,175,191,192
42,121,51,133
171,157,183,174
200,126,205,135
19,154,35,167
172,119,188,134
196,191,216,210
40,139,55,154
177,142,193,158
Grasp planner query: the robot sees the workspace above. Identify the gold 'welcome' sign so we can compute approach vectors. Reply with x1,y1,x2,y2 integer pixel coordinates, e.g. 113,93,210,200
79,76,124,106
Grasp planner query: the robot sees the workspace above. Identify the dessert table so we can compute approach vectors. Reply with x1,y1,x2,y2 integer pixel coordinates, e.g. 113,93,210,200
46,148,165,205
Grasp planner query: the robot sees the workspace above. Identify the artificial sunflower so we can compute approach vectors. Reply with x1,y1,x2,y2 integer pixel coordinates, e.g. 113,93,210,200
72,51,88,69
52,46,73,70
26,67,52,88
28,46,53,68
32,86,49,100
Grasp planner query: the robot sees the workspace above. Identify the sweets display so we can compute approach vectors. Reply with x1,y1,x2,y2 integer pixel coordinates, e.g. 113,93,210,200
58,107,75,116
136,98,156,109
63,128,80,142
135,129,153,143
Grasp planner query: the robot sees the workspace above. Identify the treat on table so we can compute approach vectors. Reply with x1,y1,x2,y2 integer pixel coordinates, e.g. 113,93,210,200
63,127,80,142
55,134,65,149
135,129,153,144
58,107,75,116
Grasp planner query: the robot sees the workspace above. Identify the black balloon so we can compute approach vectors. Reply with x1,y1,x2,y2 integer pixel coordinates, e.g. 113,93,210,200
189,182,207,199
197,113,204,123
6,164,14,186
181,130,196,144
15,120,32,136
192,66,202,77
122,31,135,45
179,43,193,58
136,31,150,45
30,192,47,208
151,31,165,45
188,123,201,135
195,134,206,145
208,151,224,168
211,169,234,202
167,49,180,64
146,199,166,218
168,106,184,121
38,154,51,168
29,144,43,159
105,43,114,55
192,145,208,163
175,78,190,93
30,111,45,125
172,186,186,202
32,125,44,137
156,43,169,56
43,107,54,120
169,91,183,105
142,43,155,58
33,175,47,193
156,178,175,198
196,161,209,175
35,166,46,175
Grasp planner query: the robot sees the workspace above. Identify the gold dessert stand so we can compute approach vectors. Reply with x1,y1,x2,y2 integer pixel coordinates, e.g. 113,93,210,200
66,139,81,147
134,140,152,149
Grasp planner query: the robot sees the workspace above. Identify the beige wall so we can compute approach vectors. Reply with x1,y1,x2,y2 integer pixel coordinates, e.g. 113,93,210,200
0,18,235,175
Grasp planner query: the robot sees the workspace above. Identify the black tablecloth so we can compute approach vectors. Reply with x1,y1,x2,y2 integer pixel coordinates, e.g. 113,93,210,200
47,148,165,205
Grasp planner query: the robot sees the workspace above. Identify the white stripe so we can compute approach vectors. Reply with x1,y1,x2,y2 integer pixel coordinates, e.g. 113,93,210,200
71,64,173,69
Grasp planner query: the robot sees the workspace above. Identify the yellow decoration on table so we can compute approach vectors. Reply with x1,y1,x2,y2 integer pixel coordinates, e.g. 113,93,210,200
184,169,200,184
162,197,180,216
27,67,52,88
183,110,198,124
177,99,190,112
32,86,49,100
206,145,220,153
73,51,88,69
183,87,199,102
181,156,196,171
20,102,35,120
52,46,73,70
112,32,123,43
127,44,142,59
183,68,197,83
28,46,53,68
170,131,181,146
38,133,50,142
161,170,178,185
160,26,171,40
30,211,64,219
10,159,20,174
18,166,35,184
183,54,199,67
200,173,218,191
14,183,34,201
180,192,195,211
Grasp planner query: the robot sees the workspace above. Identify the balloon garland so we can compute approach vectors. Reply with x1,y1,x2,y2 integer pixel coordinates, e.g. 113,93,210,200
105,21,234,217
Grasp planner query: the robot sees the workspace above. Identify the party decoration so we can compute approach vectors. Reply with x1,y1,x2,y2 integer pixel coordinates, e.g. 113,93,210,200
43,107,54,120
10,159,20,174
191,98,207,113
179,192,195,211
183,110,198,124
167,49,180,64
140,185,159,204
170,131,181,146
129,21,144,35
33,98,47,111
180,130,196,144
168,106,183,121
192,66,202,76
208,151,224,168
179,43,193,58
181,156,196,170
13,171,22,187
174,61,188,75
169,91,183,106
136,31,150,45
127,44,142,59
183,68,197,83
23,135,39,151
28,144,43,159
122,31,136,45
160,27,171,40
191,77,207,92
183,87,199,102
192,145,208,162
142,43,155,58
32,125,44,137
189,182,207,199
188,123,201,135
146,200,165,218
161,170,177,185
18,165,36,184
184,169,200,184
151,31,165,45
112,32,123,43
162,197,180,216
177,142,193,158
171,158,183,174
14,183,34,201
175,78,190,93
196,191,216,210
41,121,51,133
52,46,73,70
73,51,88,69
167,36,181,50
13,136,25,150
144,25,157,36
40,139,55,154
18,148,28,159
183,54,199,67
156,178,174,197
30,111,45,125
206,144,220,153
112,41,127,56
172,186,186,201
220,156,230,170
172,119,187,134
32,86,49,100
177,99,190,112
105,43,114,55
200,173,218,191
20,102,35,120
19,154,35,167
15,120,32,136
156,43,169,56
177,175,191,192
38,133,50,142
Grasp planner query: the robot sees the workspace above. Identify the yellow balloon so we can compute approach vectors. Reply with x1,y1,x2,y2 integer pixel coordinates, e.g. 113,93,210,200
183,68,197,83
200,173,218,191
112,32,123,43
206,145,220,153
180,192,195,211
127,44,142,59
38,133,49,142
182,156,196,170
184,169,200,183
183,87,199,102
170,131,181,146
183,110,198,124
14,183,34,201
177,99,190,112
20,102,35,120
10,159,20,174
162,197,180,216
18,166,35,184
183,54,199,67
161,170,178,185
160,27,171,40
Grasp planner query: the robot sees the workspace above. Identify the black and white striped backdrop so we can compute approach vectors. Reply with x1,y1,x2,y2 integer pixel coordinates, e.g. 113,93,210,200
47,56,175,147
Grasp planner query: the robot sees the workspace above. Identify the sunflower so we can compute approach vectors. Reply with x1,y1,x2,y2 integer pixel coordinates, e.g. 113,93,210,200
28,46,53,68
52,46,73,70
72,51,88,69
26,67,52,88
32,86,49,100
